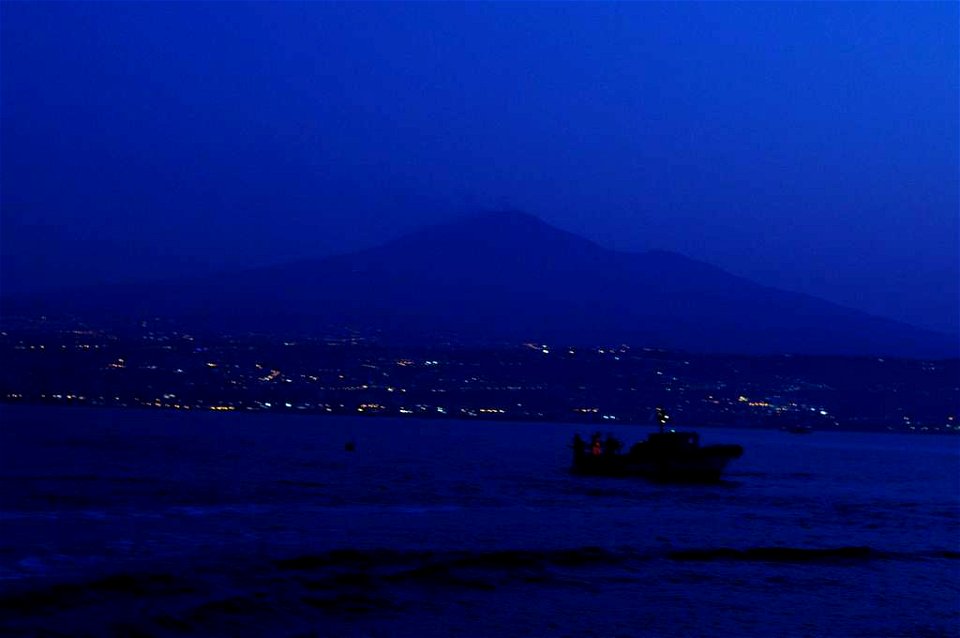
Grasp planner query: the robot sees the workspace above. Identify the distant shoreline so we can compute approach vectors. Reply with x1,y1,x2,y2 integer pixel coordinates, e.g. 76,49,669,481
3,321,957,436
2,400,956,437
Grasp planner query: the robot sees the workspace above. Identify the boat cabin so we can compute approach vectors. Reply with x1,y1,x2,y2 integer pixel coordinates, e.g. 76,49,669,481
645,431,700,449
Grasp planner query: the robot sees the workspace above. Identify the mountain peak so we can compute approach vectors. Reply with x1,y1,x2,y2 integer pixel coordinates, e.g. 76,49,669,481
462,209,549,228
385,210,604,259
422,210,553,237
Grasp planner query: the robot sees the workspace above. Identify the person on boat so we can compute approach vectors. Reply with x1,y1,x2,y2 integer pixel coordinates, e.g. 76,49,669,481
605,433,622,456
590,432,603,456
572,433,586,459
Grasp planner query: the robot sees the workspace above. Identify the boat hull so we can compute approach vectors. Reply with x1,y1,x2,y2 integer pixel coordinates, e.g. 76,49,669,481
572,445,743,482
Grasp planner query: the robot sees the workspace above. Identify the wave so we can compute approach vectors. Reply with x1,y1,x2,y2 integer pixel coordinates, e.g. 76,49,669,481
275,479,328,488
272,543,960,575
274,546,619,573
0,474,162,484
0,572,190,614
667,546,874,562
3,544,957,623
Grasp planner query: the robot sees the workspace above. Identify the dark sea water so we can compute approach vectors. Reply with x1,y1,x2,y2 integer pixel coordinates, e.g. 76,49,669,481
0,405,957,637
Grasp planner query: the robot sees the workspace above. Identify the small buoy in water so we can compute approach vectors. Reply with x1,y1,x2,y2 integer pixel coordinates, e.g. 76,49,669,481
344,441,356,452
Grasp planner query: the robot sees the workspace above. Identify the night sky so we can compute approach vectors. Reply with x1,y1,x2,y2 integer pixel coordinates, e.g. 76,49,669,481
2,2,957,334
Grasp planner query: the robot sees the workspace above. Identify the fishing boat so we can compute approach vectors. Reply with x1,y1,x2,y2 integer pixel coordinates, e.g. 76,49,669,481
571,408,743,482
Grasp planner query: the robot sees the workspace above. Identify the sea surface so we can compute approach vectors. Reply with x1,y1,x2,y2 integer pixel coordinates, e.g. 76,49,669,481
0,405,957,637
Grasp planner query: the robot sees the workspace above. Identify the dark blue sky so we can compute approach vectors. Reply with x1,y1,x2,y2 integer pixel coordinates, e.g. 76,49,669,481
2,2,957,334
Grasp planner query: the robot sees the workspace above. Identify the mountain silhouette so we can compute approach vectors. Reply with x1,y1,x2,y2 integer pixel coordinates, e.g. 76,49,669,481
4,211,956,357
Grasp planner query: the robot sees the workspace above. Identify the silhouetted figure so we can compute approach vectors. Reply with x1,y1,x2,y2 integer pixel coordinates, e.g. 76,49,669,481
572,433,586,460
606,433,622,455
591,432,603,456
